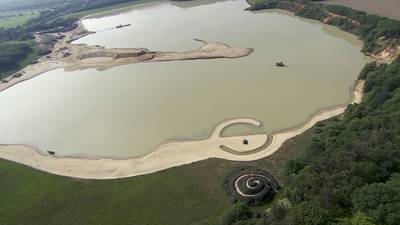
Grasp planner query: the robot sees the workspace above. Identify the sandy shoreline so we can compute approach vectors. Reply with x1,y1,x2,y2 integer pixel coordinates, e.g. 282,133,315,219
0,80,365,179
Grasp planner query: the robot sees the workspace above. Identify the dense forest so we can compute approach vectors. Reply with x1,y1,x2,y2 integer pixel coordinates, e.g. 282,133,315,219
206,56,400,225
0,42,32,69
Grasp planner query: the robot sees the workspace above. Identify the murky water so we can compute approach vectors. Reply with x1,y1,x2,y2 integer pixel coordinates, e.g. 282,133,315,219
0,0,369,157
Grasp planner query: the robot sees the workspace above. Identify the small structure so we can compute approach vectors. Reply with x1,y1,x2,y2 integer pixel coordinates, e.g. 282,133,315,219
275,61,285,67
12,72,23,78
62,52,71,58
116,24,131,29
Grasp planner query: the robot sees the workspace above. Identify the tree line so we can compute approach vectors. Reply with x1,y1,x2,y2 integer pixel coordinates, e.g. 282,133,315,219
0,42,32,69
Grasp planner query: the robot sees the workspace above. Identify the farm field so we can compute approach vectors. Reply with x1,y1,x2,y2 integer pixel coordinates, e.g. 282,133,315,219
0,13,37,28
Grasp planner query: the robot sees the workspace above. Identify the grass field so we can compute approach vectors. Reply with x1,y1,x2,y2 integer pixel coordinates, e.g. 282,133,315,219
0,40,43,80
0,127,314,225
0,13,37,28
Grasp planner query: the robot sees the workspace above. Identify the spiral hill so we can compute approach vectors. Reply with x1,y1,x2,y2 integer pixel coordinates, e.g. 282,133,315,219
222,167,280,206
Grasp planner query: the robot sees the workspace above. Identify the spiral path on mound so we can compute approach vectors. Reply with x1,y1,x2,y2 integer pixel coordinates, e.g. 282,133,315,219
234,173,279,197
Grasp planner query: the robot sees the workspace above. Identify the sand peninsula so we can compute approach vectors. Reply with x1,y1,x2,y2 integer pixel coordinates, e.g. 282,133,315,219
0,19,253,92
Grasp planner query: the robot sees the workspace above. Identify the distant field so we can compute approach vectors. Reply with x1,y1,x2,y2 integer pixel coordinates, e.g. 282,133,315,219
322,0,400,20
65,0,159,19
0,40,43,80
0,14,37,28
0,0,63,12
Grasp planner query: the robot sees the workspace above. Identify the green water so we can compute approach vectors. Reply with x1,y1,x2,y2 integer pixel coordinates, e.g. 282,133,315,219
0,0,369,157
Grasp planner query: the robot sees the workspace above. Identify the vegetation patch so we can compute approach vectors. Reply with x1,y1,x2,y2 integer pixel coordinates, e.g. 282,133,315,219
0,14,38,29
0,41,45,80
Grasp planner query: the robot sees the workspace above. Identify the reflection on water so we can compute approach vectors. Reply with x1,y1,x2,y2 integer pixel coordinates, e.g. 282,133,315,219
0,0,369,157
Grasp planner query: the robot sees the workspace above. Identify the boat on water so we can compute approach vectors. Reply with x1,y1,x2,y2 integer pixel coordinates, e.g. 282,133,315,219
116,24,131,29
275,61,285,67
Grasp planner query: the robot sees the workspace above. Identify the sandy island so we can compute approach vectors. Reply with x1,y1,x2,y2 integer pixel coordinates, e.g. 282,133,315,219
0,80,365,179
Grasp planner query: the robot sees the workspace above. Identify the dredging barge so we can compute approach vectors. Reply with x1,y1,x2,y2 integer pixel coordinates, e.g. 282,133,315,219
116,24,131,29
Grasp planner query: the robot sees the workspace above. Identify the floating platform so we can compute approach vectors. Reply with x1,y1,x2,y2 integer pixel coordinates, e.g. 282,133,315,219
116,24,131,29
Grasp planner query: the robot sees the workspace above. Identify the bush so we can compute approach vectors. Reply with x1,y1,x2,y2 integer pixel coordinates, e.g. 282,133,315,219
0,43,32,69
219,204,252,225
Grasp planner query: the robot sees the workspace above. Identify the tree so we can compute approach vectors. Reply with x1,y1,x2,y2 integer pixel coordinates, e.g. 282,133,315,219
352,174,400,225
219,204,252,225
342,212,376,225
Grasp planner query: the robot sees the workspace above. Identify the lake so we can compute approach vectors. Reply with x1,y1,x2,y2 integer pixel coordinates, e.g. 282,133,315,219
0,0,369,157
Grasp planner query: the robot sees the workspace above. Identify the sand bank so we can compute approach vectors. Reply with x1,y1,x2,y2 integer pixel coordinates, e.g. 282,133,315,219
0,20,253,92
0,81,365,179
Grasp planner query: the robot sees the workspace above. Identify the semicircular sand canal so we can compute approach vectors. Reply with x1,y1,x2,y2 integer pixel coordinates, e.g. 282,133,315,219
0,0,369,162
